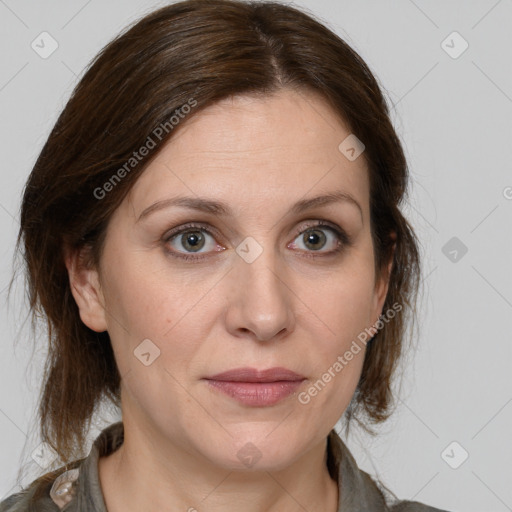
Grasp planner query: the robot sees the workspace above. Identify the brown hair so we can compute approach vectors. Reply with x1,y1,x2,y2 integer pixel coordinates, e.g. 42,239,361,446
14,0,420,484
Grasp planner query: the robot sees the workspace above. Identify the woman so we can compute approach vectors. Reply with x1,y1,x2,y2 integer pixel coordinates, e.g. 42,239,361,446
0,0,451,510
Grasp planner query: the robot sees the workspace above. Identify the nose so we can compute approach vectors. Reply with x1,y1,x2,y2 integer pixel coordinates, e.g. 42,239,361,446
224,242,295,342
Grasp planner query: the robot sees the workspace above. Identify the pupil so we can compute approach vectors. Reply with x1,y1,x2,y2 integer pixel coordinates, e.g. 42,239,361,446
183,231,204,251
305,229,325,251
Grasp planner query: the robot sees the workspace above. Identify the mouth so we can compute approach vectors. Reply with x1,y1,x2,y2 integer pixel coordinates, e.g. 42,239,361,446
203,367,306,407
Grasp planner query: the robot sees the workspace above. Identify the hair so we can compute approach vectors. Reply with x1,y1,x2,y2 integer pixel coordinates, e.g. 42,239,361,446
13,0,421,494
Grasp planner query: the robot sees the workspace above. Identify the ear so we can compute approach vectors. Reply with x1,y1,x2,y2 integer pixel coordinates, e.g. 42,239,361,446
64,244,108,333
371,233,397,325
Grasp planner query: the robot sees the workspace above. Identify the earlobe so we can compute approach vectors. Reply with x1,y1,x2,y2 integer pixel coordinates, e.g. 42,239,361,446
372,237,396,325
64,245,108,333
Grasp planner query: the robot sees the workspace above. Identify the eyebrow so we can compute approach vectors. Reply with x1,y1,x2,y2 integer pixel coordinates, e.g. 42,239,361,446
136,190,363,223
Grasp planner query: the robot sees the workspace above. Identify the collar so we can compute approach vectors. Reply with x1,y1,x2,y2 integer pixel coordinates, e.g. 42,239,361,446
49,421,391,512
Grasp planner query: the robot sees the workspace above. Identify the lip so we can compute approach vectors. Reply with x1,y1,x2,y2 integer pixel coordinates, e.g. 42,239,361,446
204,367,306,407
207,367,305,382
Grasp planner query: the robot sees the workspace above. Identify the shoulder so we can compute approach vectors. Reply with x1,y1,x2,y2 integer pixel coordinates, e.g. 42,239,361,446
0,486,54,512
0,422,123,512
0,466,79,512
389,500,452,512
0,492,27,512
327,430,453,512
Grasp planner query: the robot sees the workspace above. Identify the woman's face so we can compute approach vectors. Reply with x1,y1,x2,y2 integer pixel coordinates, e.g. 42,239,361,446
72,88,391,471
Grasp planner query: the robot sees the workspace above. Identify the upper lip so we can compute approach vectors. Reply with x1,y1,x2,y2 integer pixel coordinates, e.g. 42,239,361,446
205,367,305,382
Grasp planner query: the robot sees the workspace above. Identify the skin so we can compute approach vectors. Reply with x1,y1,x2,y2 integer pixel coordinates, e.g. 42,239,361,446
66,87,393,512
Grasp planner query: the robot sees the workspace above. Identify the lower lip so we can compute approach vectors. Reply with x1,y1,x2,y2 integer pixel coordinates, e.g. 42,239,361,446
205,380,305,406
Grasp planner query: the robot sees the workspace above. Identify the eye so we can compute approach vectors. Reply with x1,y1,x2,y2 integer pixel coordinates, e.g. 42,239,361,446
163,221,350,262
288,221,349,258
164,223,223,261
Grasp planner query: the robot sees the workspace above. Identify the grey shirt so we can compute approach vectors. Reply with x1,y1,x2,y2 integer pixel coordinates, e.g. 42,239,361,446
0,422,451,511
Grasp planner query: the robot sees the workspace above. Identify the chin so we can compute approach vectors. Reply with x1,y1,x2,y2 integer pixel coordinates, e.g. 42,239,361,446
196,428,308,472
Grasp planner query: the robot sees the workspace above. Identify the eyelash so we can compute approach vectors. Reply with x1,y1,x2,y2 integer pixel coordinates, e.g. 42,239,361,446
163,220,351,262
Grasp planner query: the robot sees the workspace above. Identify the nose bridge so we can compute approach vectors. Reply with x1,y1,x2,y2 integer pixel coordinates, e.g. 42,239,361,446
236,234,286,301
228,234,293,340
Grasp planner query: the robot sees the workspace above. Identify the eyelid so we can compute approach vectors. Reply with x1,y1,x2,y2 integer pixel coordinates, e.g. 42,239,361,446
163,221,223,243
292,219,349,242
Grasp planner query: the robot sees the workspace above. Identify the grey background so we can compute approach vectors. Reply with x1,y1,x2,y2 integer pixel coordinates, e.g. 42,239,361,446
1,1,511,510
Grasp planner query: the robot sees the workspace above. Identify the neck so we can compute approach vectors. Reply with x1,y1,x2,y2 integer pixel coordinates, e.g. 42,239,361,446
98,417,339,512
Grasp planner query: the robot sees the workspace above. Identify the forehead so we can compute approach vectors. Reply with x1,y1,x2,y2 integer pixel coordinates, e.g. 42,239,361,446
125,88,369,219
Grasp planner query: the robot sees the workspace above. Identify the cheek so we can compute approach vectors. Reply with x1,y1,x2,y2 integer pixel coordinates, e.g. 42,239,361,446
312,266,376,341
299,257,375,396
101,248,216,367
